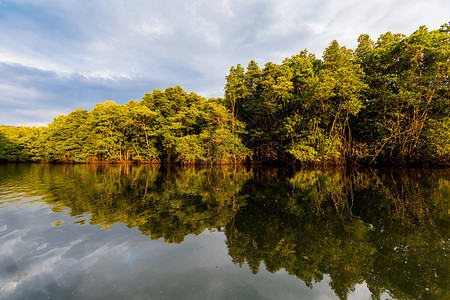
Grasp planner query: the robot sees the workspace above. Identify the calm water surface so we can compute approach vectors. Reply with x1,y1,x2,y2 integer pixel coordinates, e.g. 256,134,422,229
0,164,448,300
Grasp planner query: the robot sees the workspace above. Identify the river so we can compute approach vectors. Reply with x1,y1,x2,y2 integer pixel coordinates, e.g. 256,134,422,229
0,164,448,299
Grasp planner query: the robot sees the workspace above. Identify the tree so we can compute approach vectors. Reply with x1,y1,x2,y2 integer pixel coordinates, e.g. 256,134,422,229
354,27,450,164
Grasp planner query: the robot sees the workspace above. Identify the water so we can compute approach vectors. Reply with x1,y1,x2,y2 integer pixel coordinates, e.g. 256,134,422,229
0,164,448,300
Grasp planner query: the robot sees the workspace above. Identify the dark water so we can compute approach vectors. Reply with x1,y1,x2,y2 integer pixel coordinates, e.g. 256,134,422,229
0,164,448,300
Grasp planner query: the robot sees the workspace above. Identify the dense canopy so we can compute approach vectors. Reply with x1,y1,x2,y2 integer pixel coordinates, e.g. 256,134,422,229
1,24,449,165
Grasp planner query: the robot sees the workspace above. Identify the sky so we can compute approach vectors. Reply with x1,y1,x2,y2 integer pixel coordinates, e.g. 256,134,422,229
0,0,449,127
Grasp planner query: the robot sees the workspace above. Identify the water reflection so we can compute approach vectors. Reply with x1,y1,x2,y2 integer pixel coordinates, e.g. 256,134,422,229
0,164,448,299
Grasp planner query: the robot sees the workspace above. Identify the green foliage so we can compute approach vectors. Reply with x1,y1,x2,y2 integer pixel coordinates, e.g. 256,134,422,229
141,87,250,164
124,100,160,161
221,25,449,165
418,118,450,163
226,43,367,163
43,109,95,162
0,24,448,166
0,86,249,164
0,125,43,161
354,26,450,164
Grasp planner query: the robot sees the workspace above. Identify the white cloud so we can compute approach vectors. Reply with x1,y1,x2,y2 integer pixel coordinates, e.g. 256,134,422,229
0,83,45,103
0,0,449,125
138,19,169,37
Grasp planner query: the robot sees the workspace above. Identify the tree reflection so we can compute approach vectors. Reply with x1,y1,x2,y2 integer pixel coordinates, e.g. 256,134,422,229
226,168,449,299
0,165,448,299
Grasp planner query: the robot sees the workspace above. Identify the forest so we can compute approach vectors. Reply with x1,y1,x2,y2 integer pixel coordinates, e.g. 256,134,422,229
1,24,449,166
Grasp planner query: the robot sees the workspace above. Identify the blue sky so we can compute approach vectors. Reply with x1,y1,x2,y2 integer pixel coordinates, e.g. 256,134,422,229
1,0,449,126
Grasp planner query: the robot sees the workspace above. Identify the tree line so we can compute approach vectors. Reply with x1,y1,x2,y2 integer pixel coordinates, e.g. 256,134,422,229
1,24,449,165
